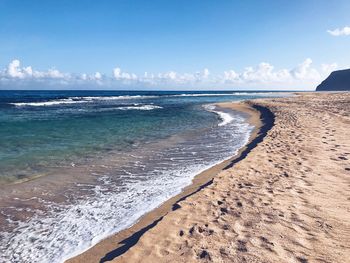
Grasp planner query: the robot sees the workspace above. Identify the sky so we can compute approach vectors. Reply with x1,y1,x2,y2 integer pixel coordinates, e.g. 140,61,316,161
0,0,349,90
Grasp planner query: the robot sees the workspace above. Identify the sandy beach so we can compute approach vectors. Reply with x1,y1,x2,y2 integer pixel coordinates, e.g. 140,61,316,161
69,92,350,263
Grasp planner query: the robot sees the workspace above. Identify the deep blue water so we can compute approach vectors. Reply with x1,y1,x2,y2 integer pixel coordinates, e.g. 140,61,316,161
0,90,287,262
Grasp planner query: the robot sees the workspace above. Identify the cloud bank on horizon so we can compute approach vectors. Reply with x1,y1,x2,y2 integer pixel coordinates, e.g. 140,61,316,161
0,58,339,90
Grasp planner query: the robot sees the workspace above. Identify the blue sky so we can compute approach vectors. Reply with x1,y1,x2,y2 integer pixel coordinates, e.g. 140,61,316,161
0,0,349,90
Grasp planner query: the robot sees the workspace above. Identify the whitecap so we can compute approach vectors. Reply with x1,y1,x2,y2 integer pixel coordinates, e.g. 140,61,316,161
204,105,234,126
115,105,162,110
11,99,89,107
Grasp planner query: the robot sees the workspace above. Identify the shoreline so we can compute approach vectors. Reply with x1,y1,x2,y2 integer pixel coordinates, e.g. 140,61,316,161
67,100,272,262
107,92,350,263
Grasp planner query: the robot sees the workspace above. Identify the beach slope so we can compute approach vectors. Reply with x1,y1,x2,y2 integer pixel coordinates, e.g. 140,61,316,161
71,92,350,263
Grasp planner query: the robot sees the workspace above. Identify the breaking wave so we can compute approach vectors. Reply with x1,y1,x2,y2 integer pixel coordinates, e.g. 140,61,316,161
10,92,288,107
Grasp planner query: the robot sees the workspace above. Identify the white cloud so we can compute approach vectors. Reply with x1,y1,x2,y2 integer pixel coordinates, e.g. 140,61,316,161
150,68,210,84
223,70,239,82
223,58,325,88
80,73,87,80
202,68,210,78
48,69,65,79
161,71,177,80
0,58,340,90
113,67,137,80
7,59,26,78
240,62,288,83
327,26,350,36
112,67,121,79
94,72,102,80
321,63,338,74
290,58,320,80
0,59,109,87
3,59,67,80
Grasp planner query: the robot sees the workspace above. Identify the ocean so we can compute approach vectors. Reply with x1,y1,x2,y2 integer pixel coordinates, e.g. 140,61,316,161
0,90,287,262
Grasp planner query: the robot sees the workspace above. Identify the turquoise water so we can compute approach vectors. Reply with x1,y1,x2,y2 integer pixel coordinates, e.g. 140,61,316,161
0,91,243,181
0,90,286,262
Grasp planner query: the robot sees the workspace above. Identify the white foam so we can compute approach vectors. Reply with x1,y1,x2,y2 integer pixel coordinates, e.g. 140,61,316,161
204,105,234,126
0,105,254,263
77,93,273,100
1,157,248,263
216,111,234,126
115,105,163,110
79,95,159,100
10,95,159,107
11,100,162,110
10,92,289,107
173,93,234,97
11,99,89,107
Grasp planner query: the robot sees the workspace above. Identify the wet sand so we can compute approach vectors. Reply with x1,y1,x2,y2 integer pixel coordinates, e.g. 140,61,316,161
69,92,350,263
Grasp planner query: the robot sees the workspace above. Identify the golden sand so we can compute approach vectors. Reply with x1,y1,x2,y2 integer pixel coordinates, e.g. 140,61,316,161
69,92,350,263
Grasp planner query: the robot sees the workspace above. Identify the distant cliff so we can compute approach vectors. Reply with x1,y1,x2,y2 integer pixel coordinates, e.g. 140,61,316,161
316,69,350,91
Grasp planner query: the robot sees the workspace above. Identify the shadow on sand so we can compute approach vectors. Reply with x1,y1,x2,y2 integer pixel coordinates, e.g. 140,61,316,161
99,104,275,262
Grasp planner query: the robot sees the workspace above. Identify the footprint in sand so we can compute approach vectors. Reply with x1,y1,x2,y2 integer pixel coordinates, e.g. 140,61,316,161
237,240,248,252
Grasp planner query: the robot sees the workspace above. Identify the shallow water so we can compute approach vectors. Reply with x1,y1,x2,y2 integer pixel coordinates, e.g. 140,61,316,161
0,90,287,262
